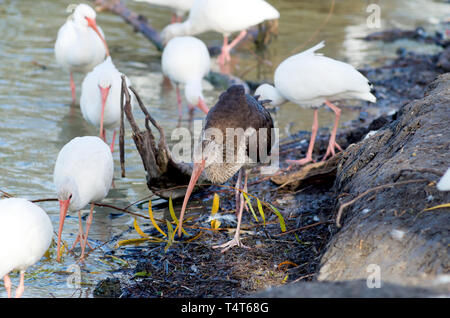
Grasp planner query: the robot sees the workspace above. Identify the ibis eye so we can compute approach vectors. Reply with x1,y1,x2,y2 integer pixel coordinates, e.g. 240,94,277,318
69,194,72,200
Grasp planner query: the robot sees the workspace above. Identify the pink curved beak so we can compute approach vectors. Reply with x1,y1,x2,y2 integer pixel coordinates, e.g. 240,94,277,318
99,85,111,141
178,159,205,237
57,198,70,262
85,17,110,56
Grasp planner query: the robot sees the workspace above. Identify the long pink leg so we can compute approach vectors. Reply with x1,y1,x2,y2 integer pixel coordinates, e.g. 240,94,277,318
286,108,319,167
176,84,183,118
70,72,76,105
234,169,242,216
213,169,250,252
69,211,84,251
70,211,93,252
218,30,247,66
3,275,12,298
322,100,343,161
80,203,95,261
110,130,117,153
217,36,229,67
14,271,25,298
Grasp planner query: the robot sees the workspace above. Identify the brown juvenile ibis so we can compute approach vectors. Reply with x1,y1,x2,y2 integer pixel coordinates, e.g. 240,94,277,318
177,84,275,252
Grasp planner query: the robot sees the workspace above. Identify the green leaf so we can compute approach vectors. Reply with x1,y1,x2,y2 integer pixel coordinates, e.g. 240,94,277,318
257,198,266,226
269,204,286,232
165,220,174,252
242,192,259,222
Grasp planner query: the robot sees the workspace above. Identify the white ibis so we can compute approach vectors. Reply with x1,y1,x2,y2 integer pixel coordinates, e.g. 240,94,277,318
0,198,53,298
255,41,377,166
134,0,195,23
160,0,280,66
437,168,450,191
178,85,274,252
161,36,210,117
53,136,114,261
80,56,133,152
55,3,110,104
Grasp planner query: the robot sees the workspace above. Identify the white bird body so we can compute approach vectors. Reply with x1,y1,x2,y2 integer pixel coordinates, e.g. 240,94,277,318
162,36,210,111
0,198,53,298
162,0,279,39
161,0,279,66
54,136,114,261
55,4,107,74
135,0,195,17
256,42,376,108
255,42,376,166
0,198,53,278
80,57,132,132
54,136,114,213
437,168,450,191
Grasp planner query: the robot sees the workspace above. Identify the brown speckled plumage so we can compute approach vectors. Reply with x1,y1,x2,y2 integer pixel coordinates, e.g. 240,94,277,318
201,85,274,183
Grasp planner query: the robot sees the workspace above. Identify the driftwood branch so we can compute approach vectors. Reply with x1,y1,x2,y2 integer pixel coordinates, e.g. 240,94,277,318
119,75,196,200
94,0,163,51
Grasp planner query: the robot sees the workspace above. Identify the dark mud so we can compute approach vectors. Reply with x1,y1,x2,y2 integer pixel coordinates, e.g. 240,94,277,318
94,44,448,298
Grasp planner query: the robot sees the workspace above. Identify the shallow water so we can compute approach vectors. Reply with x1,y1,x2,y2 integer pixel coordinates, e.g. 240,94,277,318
0,0,448,297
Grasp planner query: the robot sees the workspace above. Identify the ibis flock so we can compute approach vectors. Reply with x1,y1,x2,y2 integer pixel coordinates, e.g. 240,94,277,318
1,0,440,298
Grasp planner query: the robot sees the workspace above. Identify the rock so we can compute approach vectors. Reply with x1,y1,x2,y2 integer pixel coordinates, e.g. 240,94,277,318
318,73,450,290
93,278,122,298
252,279,447,298
437,46,450,72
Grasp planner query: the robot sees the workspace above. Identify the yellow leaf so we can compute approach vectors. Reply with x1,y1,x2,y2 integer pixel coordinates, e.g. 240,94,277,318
170,196,189,236
148,200,167,237
242,192,259,222
116,238,150,247
257,198,266,226
186,232,203,242
134,218,149,238
211,219,221,229
424,203,450,211
169,196,177,222
270,204,286,232
211,193,220,215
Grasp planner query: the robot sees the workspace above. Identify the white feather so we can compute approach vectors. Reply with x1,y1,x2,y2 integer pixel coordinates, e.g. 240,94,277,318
0,198,53,278
162,36,210,105
256,42,376,108
80,57,133,131
437,168,450,191
161,0,279,41
53,136,114,212
54,3,106,74
134,0,195,16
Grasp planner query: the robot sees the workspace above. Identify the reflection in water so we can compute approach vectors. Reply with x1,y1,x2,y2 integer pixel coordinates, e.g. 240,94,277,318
0,0,448,297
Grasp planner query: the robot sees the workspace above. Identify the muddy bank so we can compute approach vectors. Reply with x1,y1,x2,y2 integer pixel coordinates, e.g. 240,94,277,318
256,73,450,298
95,46,448,298
317,73,450,287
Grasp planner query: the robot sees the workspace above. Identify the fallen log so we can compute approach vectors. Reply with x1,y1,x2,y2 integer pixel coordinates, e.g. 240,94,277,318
119,75,198,200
